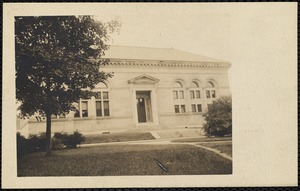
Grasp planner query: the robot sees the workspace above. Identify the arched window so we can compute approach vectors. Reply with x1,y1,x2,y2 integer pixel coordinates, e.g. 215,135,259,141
94,82,110,117
173,82,182,88
173,82,184,99
173,81,186,113
206,81,217,99
190,81,201,99
190,81,202,113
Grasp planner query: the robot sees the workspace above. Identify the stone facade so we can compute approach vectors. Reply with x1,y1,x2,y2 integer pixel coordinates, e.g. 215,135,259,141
17,46,231,136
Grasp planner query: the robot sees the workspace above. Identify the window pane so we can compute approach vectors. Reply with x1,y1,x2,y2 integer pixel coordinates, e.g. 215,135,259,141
173,82,182,88
95,92,101,99
196,90,201,98
81,101,88,110
190,90,195,99
211,90,216,98
96,101,102,117
179,91,184,99
206,90,210,98
181,105,186,113
74,102,80,118
197,104,202,112
103,92,109,99
96,82,107,88
173,91,178,99
206,82,214,88
74,109,80,118
191,104,196,112
174,105,180,113
191,82,198,88
82,110,88,117
81,101,88,117
103,101,110,116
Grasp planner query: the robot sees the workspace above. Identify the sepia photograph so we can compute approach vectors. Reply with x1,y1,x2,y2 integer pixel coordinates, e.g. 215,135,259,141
15,14,232,176
2,2,297,188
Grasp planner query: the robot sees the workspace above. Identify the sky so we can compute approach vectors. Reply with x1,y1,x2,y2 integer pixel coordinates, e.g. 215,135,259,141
93,4,232,62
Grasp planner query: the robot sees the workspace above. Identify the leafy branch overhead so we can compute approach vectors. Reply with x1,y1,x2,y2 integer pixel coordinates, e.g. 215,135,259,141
15,16,120,117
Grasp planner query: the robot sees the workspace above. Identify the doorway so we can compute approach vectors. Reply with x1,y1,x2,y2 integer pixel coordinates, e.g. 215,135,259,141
136,91,153,123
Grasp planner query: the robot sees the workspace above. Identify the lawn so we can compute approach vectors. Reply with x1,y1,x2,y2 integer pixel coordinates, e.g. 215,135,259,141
171,136,232,143
82,132,155,144
197,142,232,157
18,144,232,176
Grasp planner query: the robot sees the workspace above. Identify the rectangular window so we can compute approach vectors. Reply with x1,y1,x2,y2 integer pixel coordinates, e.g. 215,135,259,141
96,101,102,117
74,102,80,118
191,104,197,112
211,90,216,98
173,91,178,99
174,105,180,113
190,90,195,99
95,90,110,117
103,92,109,99
103,101,110,116
74,109,80,118
181,105,186,113
197,104,202,112
81,101,88,117
196,90,201,98
179,91,184,99
206,90,210,98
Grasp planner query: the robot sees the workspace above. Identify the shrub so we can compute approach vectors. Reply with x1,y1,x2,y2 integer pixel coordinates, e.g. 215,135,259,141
52,131,85,149
202,96,232,137
52,132,68,150
16,131,85,156
27,133,47,152
65,131,85,148
17,132,47,157
17,133,28,157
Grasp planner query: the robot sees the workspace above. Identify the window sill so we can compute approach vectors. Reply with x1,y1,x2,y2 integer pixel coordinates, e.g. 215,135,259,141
174,112,204,116
73,116,113,121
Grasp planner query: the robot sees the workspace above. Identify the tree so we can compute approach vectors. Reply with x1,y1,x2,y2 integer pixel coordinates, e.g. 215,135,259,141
202,96,232,137
15,16,120,155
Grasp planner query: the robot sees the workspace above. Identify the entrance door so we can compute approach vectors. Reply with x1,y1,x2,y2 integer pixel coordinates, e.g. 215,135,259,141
137,98,146,122
136,91,153,123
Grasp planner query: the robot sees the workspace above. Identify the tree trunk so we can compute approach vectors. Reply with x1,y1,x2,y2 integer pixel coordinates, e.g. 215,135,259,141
45,112,52,156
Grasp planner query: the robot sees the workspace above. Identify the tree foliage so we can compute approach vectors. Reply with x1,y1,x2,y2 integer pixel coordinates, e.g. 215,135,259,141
202,96,232,137
15,16,120,154
15,16,120,117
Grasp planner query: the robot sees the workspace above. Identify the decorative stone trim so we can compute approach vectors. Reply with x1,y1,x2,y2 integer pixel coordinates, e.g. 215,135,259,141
102,59,231,69
128,74,160,84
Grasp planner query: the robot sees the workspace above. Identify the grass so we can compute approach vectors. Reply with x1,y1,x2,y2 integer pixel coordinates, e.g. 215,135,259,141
197,142,232,157
82,132,155,144
18,144,232,176
171,136,232,143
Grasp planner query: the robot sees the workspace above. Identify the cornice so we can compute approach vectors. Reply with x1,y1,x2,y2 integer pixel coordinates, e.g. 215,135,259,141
103,59,231,69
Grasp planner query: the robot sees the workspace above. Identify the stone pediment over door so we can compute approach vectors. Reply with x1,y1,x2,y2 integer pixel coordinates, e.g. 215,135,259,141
128,74,160,84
